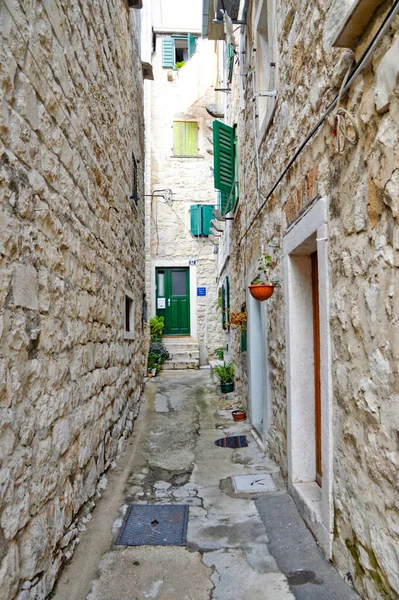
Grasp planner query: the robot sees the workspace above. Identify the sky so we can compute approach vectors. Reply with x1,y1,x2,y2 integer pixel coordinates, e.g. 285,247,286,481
152,0,203,31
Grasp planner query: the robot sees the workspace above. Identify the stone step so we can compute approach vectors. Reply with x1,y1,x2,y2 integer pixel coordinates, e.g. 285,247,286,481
167,350,200,361
162,341,199,353
162,359,199,370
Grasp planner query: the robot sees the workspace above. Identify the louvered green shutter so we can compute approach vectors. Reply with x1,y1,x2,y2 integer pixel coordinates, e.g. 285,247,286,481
185,122,198,156
227,44,234,83
173,121,185,155
162,37,175,68
222,284,226,330
188,33,197,58
225,276,230,327
201,205,214,236
190,204,200,236
213,121,235,214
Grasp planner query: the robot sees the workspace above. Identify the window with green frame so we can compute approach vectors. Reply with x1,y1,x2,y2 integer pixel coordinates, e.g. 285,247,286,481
213,121,239,215
190,204,215,236
162,34,197,69
173,121,198,156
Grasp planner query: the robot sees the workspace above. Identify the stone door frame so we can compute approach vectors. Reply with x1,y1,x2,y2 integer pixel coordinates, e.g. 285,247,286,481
151,259,198,339
283,196,334,558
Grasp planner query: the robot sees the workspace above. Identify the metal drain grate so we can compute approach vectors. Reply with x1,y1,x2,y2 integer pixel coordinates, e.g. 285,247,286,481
116,504,189,546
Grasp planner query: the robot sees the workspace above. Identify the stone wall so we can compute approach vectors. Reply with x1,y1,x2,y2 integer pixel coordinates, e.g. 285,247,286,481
146,36,223,359
0,1,146,598
224,1,399,598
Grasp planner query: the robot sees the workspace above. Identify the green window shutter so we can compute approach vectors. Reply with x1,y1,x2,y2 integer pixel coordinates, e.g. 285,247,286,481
213,121,235,213
221,284,226,330
173,121,185,155
241,327,247,353
162,37,175,68
190,204,200,236
201,205,214,236
188,33,197,59
227,44,234,83
185,122,198,156
225,276,230,327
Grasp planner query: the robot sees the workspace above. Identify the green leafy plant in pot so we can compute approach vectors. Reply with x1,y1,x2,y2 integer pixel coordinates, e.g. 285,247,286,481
212,361,235,393
248,251,280,301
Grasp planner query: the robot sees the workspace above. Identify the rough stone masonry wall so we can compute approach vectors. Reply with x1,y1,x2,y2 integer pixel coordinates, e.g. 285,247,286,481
0,1,146,598
228,1,399,598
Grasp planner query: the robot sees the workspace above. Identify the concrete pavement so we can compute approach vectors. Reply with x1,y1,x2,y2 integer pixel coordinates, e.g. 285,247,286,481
54,370,360,600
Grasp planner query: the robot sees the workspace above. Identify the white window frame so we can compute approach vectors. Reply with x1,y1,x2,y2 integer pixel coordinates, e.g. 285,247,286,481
253,0,277,145
124,291,135,340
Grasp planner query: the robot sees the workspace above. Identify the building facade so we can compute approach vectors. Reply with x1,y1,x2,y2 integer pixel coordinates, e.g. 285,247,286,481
143,0,223,366
204,0,399,598
0,1,146,598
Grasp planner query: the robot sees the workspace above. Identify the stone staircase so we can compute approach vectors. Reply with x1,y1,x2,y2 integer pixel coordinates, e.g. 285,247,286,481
162,337,200,370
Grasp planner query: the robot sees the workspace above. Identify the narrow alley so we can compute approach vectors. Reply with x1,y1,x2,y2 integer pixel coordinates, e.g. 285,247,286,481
54,371,360,600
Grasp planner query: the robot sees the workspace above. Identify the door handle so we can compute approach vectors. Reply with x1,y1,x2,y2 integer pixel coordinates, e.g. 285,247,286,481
168,299,171,307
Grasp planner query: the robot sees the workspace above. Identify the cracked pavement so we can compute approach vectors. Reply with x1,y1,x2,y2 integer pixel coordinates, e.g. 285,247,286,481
54,370,356,600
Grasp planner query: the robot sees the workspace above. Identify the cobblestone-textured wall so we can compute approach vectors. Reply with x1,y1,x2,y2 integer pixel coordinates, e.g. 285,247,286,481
227,1,399,598
147,37,223,359
0,1,146,598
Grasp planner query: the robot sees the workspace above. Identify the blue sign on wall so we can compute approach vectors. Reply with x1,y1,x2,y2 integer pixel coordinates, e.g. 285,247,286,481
197,287,206,296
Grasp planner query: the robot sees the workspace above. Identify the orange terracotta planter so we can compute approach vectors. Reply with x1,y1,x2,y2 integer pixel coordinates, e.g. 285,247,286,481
248,284,275,301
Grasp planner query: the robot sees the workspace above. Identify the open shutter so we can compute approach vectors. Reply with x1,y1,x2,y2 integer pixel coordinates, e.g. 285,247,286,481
221,284,226,330
190,204,201,236
213,121,235,214
225,276,230,327
227,44,234,83
201,205,214,236
188,33,197,58
162,37,175,68
173,121,185,155
185,122,198,156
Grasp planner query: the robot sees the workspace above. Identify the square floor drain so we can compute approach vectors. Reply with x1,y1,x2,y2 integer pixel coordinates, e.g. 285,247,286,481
232,474,276,493
116,504,189,546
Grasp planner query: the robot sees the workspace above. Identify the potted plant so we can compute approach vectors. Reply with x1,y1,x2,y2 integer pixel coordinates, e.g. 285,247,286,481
228,311,247,333
248,252,280,301
150,316,165,342
232,406,247,421
214,347,224,360
212,361,235,393
147,342,171,378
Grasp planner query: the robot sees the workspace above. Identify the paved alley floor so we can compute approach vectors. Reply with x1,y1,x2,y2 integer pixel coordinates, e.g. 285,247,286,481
54,370,360,600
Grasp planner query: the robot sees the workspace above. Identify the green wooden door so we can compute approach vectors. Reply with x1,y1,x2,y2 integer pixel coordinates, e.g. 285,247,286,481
156,268,190,335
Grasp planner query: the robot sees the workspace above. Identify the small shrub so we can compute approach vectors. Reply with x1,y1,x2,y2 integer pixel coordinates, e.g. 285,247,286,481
150,316,164,341
149,342,170,363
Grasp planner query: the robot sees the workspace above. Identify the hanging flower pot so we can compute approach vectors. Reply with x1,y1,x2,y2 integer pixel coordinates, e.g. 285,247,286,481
248,283,275,301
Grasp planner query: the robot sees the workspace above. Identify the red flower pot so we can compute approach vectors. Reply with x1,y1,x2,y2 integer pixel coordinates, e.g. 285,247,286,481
248,284,275,301
232,410,247,421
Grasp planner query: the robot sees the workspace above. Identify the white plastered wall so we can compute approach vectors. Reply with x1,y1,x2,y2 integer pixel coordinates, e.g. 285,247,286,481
151,259,198,340
283,197,333,557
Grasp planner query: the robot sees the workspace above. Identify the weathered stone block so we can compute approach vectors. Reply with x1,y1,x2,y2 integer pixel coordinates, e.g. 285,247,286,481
12,264,38,310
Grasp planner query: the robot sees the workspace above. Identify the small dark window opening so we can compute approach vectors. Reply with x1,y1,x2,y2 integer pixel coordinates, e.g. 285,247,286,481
131,151,138,203
125,296,133,332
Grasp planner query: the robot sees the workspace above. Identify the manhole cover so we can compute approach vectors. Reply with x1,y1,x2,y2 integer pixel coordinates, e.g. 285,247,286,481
232,474,276,493
116,504,189,546
214,435,248,448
